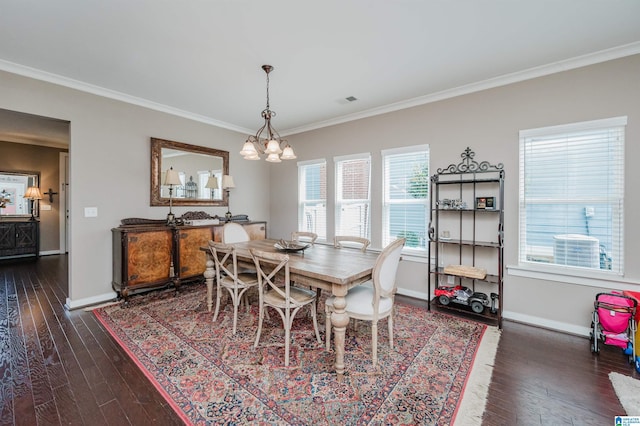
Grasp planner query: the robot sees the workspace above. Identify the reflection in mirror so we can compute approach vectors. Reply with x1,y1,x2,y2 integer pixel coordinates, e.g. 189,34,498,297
0,171,40,218
151,138,229,207
160,148,223,200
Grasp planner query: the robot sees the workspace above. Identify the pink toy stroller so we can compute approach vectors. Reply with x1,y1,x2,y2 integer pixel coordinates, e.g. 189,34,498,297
590,292,637,363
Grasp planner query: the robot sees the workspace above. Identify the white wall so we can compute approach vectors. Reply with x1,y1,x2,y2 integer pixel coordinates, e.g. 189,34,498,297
0,70,271,307
269,54,640,335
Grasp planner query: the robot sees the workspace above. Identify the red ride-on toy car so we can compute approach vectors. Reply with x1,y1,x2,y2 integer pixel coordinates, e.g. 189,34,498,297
434,285,497,314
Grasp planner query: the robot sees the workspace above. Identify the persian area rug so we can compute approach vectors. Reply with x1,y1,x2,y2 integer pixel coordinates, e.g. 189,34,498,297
93,283,500,425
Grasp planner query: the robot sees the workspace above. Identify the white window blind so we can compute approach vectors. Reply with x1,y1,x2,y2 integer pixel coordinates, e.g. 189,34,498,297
382,145,429,250
335,153,371,239
519,117,625,275
298,160,327,240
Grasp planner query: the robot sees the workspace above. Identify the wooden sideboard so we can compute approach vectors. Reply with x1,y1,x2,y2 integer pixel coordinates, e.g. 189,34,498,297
112,221,266,300
0,219,39,260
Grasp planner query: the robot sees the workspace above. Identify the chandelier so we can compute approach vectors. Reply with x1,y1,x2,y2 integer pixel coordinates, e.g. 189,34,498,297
240,65,296,162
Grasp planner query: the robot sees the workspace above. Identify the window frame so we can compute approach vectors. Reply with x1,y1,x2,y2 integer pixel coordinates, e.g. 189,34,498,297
297,159,327,241
381,144,429,255
518,116,626,279
334,153,371,240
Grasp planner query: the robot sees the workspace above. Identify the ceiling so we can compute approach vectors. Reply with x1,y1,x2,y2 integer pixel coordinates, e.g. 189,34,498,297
1,1,640,145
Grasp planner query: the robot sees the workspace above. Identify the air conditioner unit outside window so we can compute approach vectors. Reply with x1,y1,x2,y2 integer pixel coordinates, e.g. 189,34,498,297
553,234,600,268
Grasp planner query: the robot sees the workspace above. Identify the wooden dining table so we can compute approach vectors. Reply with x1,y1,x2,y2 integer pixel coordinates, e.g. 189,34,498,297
202,238,379,378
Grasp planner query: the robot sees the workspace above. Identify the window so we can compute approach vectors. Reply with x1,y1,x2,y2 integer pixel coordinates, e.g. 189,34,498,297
519,117,625,275
298,160,327,240
335,153,371,239
382,145,429,251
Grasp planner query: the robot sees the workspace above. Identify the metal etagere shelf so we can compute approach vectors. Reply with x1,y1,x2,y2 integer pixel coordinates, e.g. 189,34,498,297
427,147,505,328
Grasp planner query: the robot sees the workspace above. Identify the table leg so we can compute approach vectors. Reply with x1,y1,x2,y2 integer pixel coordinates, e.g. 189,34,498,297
330,287,350,378
204,259,215,312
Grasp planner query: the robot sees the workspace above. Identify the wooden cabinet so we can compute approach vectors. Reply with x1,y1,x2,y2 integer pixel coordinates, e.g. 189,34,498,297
112,221,266,299
180,221,266,281
0,219,39,259
177,226,214,282
427,148,504,328
112,226,174,299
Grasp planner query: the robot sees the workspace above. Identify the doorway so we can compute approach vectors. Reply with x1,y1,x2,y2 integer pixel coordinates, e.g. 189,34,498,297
0,108,71,292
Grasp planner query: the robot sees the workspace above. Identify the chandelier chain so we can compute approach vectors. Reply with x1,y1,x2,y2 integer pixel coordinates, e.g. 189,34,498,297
265,70,270,110
240,64,295,162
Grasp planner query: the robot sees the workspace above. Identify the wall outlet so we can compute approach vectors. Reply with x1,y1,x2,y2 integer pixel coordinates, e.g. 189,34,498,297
447,275,455,284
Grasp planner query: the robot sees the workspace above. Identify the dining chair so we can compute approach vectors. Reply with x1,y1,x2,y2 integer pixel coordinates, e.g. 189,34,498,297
222,222,251,243
332,236,372,326
221,222,256,273
208,241,259,335
291,231,318,245
325,238,405,366
334,235,371,252
250,248,322,366
292,231,320,308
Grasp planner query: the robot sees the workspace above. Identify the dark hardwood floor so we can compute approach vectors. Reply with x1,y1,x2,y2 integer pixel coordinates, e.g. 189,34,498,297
0,255,633,425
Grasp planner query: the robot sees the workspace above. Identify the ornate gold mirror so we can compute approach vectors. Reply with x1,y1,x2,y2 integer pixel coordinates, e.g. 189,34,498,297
150,138,229,207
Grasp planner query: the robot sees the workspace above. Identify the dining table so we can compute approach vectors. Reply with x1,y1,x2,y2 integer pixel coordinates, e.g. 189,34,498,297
202,238,380,378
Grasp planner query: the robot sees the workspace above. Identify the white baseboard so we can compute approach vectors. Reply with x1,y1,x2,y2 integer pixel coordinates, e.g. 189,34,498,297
397,287,429,301
39,250,63,256
395,288,589,337
503,310,591,337
65,291,118,311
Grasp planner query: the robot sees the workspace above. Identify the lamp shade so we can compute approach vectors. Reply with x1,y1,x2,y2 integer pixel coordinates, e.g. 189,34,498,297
24,186,43,200
280,145,297,160
264,139,283,155
205,176,219,189
164,167,181,186
222,175,235,189
244,153,261,161
266,153,282,163
240,141,258,157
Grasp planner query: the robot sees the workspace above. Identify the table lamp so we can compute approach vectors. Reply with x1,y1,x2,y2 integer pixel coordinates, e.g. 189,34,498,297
222,175,235,221
23,186,43,220
164,167,181,225
205,175,219,199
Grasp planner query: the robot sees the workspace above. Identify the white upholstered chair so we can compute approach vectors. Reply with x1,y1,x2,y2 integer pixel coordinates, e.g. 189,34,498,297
250,248,322,366
334,235,371,252
325,238,405,366
222,222,250,244
291,231,318,245
222,222,251,244
221,222,256,274
208,241,258,335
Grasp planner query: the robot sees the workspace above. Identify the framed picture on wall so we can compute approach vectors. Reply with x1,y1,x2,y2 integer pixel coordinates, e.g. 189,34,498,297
485,197,495,209
476,196,495,210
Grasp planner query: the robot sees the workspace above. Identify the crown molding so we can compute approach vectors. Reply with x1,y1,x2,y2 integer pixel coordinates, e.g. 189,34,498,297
281,41,640,136
0,59,253,135
1,138,69,150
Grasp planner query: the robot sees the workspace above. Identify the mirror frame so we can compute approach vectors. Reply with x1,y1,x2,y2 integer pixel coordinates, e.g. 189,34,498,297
0,170,40,218
150,137,229,207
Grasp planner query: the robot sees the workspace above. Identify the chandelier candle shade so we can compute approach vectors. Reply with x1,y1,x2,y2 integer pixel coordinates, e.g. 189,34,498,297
23,186,43,221
164,167,181,225
240,65,296,163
